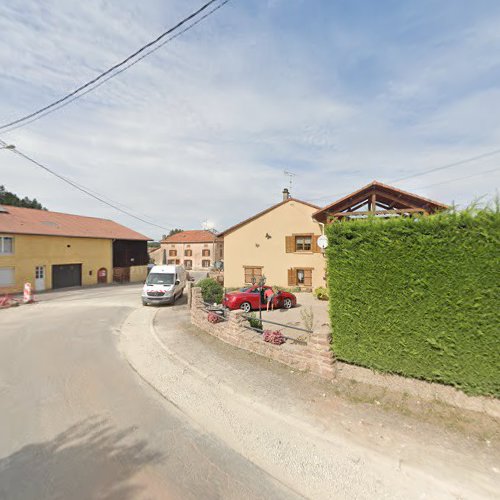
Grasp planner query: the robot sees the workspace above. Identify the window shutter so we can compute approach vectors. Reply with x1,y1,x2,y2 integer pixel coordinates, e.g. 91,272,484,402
285,236,294,253
312,235,321,253
304,269,313,286
288,268,296,286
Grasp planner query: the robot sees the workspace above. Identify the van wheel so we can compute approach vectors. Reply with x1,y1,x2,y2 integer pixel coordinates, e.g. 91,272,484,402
240,302,251,313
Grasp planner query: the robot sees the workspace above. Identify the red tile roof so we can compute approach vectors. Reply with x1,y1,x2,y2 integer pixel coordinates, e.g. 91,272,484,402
0,205,150,240
162,230,218,244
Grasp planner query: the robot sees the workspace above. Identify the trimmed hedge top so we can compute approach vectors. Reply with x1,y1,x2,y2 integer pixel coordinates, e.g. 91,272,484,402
325,207,500,397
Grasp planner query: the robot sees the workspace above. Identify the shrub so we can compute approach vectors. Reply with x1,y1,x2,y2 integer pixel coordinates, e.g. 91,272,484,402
325,206,500,397
313,287,329,300
247,312,263,330
196,278,223,304
263,329,286,345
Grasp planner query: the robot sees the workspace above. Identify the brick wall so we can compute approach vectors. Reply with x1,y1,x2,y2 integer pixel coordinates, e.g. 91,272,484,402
190,287,335,379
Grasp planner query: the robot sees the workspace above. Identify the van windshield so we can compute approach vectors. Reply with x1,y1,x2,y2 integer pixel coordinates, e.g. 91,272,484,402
146,273,175,285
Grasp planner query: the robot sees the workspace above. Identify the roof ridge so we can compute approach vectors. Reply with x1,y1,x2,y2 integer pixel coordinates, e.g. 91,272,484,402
219,197,321,237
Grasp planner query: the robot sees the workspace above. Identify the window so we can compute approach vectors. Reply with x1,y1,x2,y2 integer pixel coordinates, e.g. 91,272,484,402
35,266,45,279
169,249,177,257
244,266,263,284
184,260,192,269
295,235,312,251
288,268,313,287
176,259,180,265
184,249,192,257
167,259,176,265
0,236,13,254
0,267,15,286
202,260,211,268
147,273,175,285
202,249,210,257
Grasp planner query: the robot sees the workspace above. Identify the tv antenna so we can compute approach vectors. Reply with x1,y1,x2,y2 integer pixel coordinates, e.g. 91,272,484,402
284,170,296,191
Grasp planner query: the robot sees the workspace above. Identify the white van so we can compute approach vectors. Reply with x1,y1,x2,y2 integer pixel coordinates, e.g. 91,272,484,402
142,264,186,306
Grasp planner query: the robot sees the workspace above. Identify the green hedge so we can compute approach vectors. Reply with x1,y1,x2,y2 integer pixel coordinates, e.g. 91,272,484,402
196,278,224,304
325,207,500,397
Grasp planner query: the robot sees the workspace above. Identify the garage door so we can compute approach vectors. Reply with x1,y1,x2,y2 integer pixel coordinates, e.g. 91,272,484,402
52,264,82,289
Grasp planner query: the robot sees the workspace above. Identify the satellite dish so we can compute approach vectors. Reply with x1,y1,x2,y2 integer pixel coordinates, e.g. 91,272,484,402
317,235,328,249
214,260,224,270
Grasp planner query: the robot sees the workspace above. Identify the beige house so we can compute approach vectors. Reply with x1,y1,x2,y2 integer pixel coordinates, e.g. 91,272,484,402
153,230,223,271
220,190,325,290
220,182,448,291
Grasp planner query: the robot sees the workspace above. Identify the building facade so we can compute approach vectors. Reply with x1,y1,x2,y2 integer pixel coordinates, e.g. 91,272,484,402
0,205,150,294
220,194,325,290
154,230,223,271
220,183,447,291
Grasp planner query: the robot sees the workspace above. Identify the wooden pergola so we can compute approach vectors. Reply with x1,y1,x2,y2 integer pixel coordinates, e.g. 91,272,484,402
313,181,448,223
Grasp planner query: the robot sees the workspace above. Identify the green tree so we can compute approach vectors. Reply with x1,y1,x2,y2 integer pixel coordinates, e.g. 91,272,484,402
0,185,46,210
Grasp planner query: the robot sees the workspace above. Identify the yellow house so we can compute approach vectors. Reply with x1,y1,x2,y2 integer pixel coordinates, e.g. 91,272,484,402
220,182,448,291
0,205,150,294
220,190,325,290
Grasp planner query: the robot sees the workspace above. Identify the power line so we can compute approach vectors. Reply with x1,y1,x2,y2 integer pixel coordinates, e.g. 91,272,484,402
0,0,229,132
1,0,230,134
389,148,500,184
307,148,500,203
0,137,172,231
410,166,500,191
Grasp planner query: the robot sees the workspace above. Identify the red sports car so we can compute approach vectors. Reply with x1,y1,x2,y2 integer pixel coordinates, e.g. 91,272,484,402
223,286,296,312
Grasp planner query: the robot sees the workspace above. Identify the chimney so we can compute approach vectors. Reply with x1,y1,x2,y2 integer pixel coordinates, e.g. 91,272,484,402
282,188,290,201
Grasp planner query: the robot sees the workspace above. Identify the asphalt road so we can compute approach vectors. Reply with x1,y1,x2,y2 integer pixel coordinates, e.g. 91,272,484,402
0,285,298,500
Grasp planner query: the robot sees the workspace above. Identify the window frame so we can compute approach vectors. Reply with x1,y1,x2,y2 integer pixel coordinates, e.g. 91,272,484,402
294,234,312,252
0,266,15,286
0,236,14,255
202,259,211,268
243,266,263,284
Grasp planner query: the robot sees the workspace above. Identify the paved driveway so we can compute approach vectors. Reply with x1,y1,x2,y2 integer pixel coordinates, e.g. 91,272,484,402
0,285,296,500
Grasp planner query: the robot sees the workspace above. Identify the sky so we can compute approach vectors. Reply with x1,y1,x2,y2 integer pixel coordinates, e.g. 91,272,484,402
1,0,499,240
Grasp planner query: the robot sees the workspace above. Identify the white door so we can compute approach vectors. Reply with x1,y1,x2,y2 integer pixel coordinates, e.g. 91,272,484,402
35,266,45,291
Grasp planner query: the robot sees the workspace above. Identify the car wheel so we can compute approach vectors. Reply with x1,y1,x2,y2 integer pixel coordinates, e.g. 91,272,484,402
283,298,293,309
240,302,251,313
142,300,148,306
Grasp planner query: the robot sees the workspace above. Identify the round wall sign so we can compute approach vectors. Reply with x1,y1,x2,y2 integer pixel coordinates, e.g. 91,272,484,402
317,235,328,249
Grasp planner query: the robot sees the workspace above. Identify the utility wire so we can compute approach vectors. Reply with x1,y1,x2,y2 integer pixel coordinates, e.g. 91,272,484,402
1,0,230,134
388,148,500,184
411,166,500,191
0,137,172,231
0,0,228,131
307,148,500,203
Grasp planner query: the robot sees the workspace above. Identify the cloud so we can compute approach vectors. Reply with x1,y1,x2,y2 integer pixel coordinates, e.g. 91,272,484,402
1,0,499,239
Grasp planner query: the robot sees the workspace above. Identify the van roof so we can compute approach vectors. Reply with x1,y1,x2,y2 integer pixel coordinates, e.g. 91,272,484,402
150,265,182,271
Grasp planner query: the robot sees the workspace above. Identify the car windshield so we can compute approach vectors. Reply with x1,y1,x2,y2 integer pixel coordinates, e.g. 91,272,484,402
239,287,250,292
146,273,175,285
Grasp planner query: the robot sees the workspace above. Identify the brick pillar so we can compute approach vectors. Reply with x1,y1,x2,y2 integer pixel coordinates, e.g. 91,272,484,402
228,309,245,329
187,281,193,308
190,287,204,324
308,322,336,379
